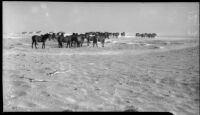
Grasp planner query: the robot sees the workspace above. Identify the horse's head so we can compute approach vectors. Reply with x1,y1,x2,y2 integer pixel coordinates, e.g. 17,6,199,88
42,33,50,40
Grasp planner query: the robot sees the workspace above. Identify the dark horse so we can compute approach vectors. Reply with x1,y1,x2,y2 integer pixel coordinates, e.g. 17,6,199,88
57,33,72,48
32,33,50,49
77,34,85,47
92,35,98,47
71,33,78,48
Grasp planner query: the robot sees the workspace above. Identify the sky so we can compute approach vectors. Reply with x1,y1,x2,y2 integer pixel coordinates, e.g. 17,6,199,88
3,2,199,36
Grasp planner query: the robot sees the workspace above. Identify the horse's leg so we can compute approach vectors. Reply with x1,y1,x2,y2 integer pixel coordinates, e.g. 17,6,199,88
87,39,89,46
43,42,45,49
32,41,34,48
60,43,62,48
66,42,69,48
42,42,44,49
67,42,69,48
35,42,37,49
59,42,62,48
58,42,60,48
102,40,104,47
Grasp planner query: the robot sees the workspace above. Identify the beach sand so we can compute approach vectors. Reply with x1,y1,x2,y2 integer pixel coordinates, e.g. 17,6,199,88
3,36,199,114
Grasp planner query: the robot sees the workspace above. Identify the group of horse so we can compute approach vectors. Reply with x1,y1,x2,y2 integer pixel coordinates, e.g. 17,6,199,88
31,32,112,49
135,33,157,38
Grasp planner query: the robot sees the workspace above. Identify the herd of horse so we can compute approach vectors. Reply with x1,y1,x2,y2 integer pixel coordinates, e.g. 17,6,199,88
31,32,121,49
31,31,157,49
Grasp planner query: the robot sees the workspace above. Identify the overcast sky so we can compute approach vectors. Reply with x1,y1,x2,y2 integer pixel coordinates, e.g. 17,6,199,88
3,2,199,36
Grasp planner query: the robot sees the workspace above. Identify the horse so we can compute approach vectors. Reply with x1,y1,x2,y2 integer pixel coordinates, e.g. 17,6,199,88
92,35,98,47
86,35,91,46
32,33,50,49
65,35,72,48
48,32,57,41
57,33,65,48
77,34,85,47
85,34,95,46
99,36,106,47
71,33,78,48
57,33,72,48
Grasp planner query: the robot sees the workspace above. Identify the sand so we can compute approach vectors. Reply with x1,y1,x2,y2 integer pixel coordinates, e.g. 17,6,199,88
3,36,199,114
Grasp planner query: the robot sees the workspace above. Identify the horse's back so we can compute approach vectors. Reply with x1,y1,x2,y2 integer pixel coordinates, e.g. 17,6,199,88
32,35,37,39
32,35,40,41
64,36,71,42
